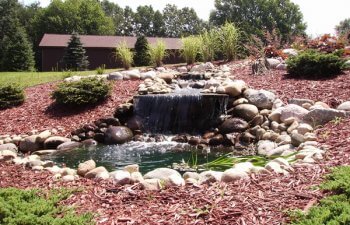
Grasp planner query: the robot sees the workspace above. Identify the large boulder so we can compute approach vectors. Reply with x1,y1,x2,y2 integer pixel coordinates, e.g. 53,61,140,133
108,72,123,80
337,101,350,111
44,136,71,149
143,168,184,187
122,69,141,80
104,126,133,144
280,104,309,122
19,135,41,153
232,104,259,121
219,118,249,134
303,108,347,126
243,89,276,109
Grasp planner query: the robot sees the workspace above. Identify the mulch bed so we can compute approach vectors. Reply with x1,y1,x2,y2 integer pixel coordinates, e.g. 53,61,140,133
1,66,350,224
0,80,141,136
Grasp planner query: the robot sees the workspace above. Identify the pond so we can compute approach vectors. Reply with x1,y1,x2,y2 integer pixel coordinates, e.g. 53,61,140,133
42,141,232,173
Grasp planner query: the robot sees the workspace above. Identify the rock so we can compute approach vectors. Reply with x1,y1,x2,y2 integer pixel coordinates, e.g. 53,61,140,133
221,168,249,183
140,71,157,80
110,170,131,185
313,101,330,109
297,123,313,135
276,135,292,145
191,64,206,72
183,172,201,181
288,98,315,107
291,133,305,147
209,134,224,146
144,168,183,187
257,140,278,155
0,143,18,152
265,162,287,174
44,136,71,149
122,69,141,80
19,135,40,153
37,130,52,143
84,166,108,179
266,58,281,69
77,160,96,176
244,89,276,109
0,150,17,161
140,179,162,190
32,166,44,171
250,115,264,126
272,99,285,110
108,72,123,80
199,171,223,183
96,171,110,180
337,101,350,111
232,104,259,121
158,73,174,84
104,126,133,144
232,98,249,107
177,66,188,73
61,168,77,176
219,118,249,134
57,142,82,151
287,121,299,134
282,48,298,56
131,172,144,183
266,144,295,157
62,175,75,182
233,162,255,173
268,108,282,123
124,164,139,173
32,150,57,155
280,104,309,122
222,80,247,97
303,108,347,126
45,166,62,174
272,158,291,170
26,160,43,168
276,63,287,70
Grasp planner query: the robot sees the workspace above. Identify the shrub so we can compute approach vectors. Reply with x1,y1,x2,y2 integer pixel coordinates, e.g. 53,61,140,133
0,83,25,109
217,22,241,61
0,188,93,225
96,64,106,75
148,40,168,67
199,29,220,62
286,50,345,78
62,32,89,71
52,78,111,106
116,41,134,70
181,35,202,65
134,36,151,67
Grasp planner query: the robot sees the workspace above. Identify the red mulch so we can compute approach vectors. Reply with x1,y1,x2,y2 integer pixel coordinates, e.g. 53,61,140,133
0,80,140,136
1,66,350,224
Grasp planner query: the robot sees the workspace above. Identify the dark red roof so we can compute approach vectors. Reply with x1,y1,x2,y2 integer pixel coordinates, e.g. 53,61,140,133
39,34,182,49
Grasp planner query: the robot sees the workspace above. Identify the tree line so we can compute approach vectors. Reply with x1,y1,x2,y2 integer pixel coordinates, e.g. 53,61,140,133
1,0,310,71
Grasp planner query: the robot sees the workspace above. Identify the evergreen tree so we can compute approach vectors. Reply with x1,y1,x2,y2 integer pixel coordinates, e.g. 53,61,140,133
133,36,150,67
62,33,89,71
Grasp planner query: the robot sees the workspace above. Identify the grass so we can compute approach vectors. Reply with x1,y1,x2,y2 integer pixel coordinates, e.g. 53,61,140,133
0,188,93,225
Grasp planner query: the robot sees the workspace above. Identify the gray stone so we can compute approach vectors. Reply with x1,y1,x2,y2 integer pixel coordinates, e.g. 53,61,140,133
257,140,278,155
266,58,281,69
104,126,133,144
37,130,52,143
144,168,184,187
276,63,287,70
77,160,96,176
108,72,123,80
244,89,276,109
19,135,40,153
0,143,18,152
232,104,259,121
84,166,108,179
282,48,298,56
288,98,315,107
57,142,82,151
291,133,305,147
267,144,295,157
199,171,223,183
219,118,249,134
221,168,249,183
337,101,350,111
303,108,347,126
110,170,132,185
280,104,309,122
44,136,71,149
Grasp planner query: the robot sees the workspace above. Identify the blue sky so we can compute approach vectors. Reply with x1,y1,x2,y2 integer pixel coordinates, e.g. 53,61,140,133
23,0,350,37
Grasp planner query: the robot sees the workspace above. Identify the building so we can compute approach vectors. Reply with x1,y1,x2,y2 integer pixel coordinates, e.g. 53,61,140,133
39,34,183,71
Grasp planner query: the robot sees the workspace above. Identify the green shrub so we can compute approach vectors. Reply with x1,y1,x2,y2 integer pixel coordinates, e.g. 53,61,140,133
217,22,241,61
134,36,151,67
199,29,220,62
286,50,345,78
181,35,202,65
148,40,168,67
0,188,93,225
116,41,134,70
96,64,106,75
52,78,111,106
0,83,25,109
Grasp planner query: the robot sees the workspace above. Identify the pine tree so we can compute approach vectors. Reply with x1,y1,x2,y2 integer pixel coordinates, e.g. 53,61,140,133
133,36,150,67
62,32,89,71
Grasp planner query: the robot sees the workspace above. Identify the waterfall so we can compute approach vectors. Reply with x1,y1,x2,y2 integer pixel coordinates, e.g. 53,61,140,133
133,93,228,134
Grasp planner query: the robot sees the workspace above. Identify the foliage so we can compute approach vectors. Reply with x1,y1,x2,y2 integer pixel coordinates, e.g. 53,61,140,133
0,83,25,109
115,41,134,70
0,0,35,72
52,78,111,106
199,29,220,62
286,50,345,78
96,64,106,75
264,45,287,59
308,34,345,54
134,36,150,67
148,40,168,67
290,166,350,225
62,33,89,71
210,0,306,45
336,18,350,42
181,36,202,65
0,188,93,225
217,23,241,61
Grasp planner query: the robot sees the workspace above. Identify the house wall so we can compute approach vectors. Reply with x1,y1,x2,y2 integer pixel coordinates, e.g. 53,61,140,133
41,47,184,71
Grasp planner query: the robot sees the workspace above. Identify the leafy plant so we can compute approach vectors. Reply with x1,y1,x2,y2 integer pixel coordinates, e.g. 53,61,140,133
0,188,93,225
52,78,111,106
286,50,345,78
199,29,220,62
0,83,25,109
216,22,241,61
116,41,134,70
96,64,106,75
181,35,202,65
148,40,168,67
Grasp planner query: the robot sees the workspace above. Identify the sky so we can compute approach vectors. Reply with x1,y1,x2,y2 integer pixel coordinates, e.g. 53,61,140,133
23,0,350,37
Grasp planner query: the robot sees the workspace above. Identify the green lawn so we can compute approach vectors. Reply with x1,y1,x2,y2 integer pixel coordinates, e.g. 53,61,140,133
0,69,118,88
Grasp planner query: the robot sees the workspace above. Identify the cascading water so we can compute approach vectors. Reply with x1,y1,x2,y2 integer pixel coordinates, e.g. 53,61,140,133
133,89,229,134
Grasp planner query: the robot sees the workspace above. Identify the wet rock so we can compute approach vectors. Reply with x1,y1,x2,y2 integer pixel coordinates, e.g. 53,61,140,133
57,141,82,151
232,104,259,121
77,160,96,177
114,103,133,122
94,133,105,143
219,118,249,134
126,116,143,131
171,135,188,143
244,89,276,109
44,136,71,149
104,126,133,144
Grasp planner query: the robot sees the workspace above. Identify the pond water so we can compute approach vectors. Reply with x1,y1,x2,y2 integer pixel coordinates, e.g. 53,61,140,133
42,141,229,173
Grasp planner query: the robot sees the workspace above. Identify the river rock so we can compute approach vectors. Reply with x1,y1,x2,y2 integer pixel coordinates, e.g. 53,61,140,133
124,164,139,173
44,136,71,149
257,140,278,155
104,126,133,144
144,168,184,187
233,162,255,173
209,134,224,146
232,104,259,121
266,58,281,69
297,123,313,135
122,69,141,80
183,172,201,181
291,132,305,147
221,168,249,183
288,98,315,107
0,143,18,152
244,89,276,109
140,71,157,80
199,171,223,183
177,66,188,73
282,48,298,56
57,141,82,151
84,166,108,179
77,160,96,176
62,175,75,182
19,135,41,153
303,108,347,126
36,130,52,143
131,172,144,183
276,63,287,70
266,144,295,157
265,162,287,174
158,73,174,84
140,179,162,190
108,72,123,80
337,101,350,111
280,104,309,122
276,135,292,144
0,150,17,161
219,118,249,134
110,170,132,185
